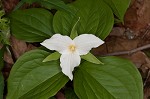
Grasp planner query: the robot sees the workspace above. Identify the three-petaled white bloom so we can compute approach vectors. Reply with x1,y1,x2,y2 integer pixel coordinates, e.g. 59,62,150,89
41,34,104,80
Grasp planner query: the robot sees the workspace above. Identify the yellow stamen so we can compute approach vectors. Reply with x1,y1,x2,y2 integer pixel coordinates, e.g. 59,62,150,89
69,45,76,52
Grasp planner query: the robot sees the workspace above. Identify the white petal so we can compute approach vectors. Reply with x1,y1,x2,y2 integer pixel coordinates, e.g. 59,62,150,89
60,53,81,80
73,34,104,55
41,34,73,54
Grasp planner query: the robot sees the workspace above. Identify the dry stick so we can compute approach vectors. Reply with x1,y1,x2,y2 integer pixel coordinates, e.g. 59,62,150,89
103,44,150,56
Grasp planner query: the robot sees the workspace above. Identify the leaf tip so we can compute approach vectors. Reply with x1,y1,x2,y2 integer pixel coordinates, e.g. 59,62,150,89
42,59,47,62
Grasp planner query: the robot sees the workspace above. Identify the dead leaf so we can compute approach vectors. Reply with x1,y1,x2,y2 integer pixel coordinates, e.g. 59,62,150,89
4,50,14,64
10,36,27,59
125,0,150,34
129,51,147,68
56,91,66,99
109,27,125,37
26,44,37,51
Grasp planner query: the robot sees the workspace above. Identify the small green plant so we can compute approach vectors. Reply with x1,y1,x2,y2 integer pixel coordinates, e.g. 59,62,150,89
4,0,143,99
0,1,10,98
0,4,10,45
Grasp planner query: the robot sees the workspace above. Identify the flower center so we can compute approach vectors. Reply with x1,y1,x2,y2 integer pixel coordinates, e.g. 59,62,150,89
69,45,76,52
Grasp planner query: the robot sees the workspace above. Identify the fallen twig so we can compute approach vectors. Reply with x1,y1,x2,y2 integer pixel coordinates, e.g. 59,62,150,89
103,44,150,56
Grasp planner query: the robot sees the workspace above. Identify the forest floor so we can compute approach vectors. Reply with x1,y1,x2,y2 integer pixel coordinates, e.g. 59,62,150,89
2,0,150,99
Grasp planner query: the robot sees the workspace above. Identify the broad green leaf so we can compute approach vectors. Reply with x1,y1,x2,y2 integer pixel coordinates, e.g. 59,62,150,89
10,8,53,42
14,0,73,16
7,50,69,99
43,52,61,62
103,0,130,21
22,0,40,4
70,17,80,39
0,73,4,99
65,88,79,99
38,0,74,15
81,53,103,64
74,56,143,99
53,0,114,40
14,0,41,11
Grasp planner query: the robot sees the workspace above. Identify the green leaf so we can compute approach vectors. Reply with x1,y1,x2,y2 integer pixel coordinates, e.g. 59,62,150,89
7,50,69,99
38,0,74,15
10,8,54,42
74,56,143,99
65,88,79,99
14,0,74,16
53,0,114,40
103,0,130,21
24,0,40,4
70,17,80,39
0,73,4,99
81,53,103,64
43,52,61,62
14,0,41,11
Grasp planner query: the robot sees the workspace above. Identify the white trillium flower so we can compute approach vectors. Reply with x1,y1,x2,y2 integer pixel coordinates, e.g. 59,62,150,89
41,34,104,80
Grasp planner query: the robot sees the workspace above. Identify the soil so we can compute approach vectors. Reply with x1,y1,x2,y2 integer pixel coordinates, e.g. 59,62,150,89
2,0,150,99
